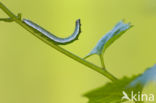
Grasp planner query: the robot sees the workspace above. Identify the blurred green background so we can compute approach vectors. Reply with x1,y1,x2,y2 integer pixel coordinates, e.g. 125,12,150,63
0,0,156,103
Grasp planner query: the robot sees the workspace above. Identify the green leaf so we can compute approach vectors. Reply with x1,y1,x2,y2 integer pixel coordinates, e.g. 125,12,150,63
84,64,156,103
84,20,133,58
84,75,142,103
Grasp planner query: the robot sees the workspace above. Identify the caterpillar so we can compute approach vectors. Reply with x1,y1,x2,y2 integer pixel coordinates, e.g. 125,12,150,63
23,19,81,45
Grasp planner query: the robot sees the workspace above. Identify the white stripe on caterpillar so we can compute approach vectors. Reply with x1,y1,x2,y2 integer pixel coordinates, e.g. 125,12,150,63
23,19,81,44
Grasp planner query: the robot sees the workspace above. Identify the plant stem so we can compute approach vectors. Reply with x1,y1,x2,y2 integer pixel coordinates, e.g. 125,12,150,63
0,2,118,81
99,54,106,69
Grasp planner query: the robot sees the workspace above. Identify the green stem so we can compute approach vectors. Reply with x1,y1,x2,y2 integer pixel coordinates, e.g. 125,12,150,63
0,2,118,81
99,54,106,70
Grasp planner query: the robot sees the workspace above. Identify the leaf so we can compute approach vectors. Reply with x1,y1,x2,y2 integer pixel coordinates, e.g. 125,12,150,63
84,20,132,58
84,64,156,103
128,64,156,87
84,75,142,103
